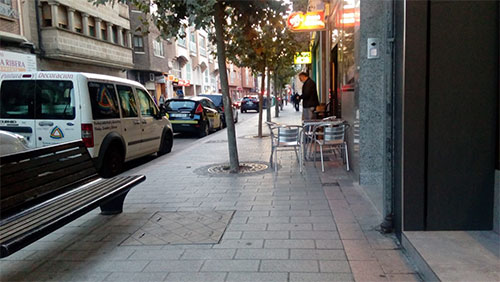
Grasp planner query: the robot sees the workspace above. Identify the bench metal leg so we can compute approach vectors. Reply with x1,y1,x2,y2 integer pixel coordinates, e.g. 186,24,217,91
100,190,130,215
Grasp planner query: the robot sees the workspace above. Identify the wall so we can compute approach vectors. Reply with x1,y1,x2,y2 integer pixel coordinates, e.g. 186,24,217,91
0,0,21,35
495,171,499,234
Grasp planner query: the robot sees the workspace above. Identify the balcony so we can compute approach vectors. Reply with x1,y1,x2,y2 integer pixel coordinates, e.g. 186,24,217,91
41,27,133,69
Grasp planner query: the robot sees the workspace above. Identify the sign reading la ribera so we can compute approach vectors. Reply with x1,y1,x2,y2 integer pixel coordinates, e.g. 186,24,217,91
287,11,326,32
0,50,37,72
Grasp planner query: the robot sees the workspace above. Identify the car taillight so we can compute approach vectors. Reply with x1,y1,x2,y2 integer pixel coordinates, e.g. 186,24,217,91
81,123,94,148
221,106,224,112
195,104,203,114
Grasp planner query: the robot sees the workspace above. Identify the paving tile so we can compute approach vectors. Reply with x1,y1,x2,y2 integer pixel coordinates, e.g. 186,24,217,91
315,239,344,249
105,272,168,281
343,240,376,260
260,260,318,272
226,272,288,282
91,260,149,272
386,274,421,281
165,272,227,282
349,260,388,281
144,260,204,272
213,239,264,249
312,223,337,231
235,249,289,259
242,231,289,239
319,260,352,272
128,249,184,260
181,249,236,259
267,223,313,231
264,239,315,249
291,231,339,240
336,223,365,239
290,249,346,260
290,272,355,282
201,260,259,272
374,250,416,274
226,224,267,231
222,231,243,239
247,216,290,224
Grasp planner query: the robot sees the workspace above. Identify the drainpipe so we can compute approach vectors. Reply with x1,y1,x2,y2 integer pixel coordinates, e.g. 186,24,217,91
381,0,396,234
35,0,45,57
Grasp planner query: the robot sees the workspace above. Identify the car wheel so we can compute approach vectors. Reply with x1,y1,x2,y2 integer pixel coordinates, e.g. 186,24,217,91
158,129,173,156
219,117,224,130
100,145,124,178
198,121,209,137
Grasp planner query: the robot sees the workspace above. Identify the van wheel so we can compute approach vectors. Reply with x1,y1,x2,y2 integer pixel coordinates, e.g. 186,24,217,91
198,121,209,138
100,146,124,178
158,129,173,156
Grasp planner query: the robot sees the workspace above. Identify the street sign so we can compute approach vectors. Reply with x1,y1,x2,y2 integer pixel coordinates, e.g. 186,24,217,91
294,52,312,64
287,11,326,32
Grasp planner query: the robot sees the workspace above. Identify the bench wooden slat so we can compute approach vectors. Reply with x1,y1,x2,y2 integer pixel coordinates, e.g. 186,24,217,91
1,152,91,187
0,140,85,165
0,177,131,242
1,161,95,200
0,146,87,176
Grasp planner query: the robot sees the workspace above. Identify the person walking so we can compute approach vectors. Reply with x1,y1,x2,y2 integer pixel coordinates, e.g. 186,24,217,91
298,72,319,120
292,92,300,112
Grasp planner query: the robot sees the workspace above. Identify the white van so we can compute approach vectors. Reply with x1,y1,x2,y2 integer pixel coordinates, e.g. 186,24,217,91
0,72,173,176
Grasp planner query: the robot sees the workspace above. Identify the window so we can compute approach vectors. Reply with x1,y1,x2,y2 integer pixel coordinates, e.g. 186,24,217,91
57,5,68,29
153,38,164,57
186,62,192,80
88,17,95,37
74,11,83,33
112,26,118,43
88,82,120,119
136,88,157,117
41,2,51,27
204,69,209,84
36,80,75,120
101,23,107,41
117,85,138,117
122,30,128,47
133,36,144,52
165,100,195,111
199,35,206,56
0,80,35,119
189,32,196,54
177,27,186,47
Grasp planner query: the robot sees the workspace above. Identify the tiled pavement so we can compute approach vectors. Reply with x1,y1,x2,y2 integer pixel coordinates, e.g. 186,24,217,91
0,106,420,281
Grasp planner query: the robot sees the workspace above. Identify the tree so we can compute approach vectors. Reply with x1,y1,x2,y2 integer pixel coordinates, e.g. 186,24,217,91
224,1,290,136
92,0,282,173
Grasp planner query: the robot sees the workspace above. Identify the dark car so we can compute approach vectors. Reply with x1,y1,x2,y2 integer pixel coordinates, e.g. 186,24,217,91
165,97,223,137
198,93,238,126
241,96,259,113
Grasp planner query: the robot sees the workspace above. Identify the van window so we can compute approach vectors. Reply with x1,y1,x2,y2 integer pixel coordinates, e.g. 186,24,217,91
0,80,75,120
88,82,120,119
117,85,138,118
36,80,75,120
136,88,157,117
0,80,35,119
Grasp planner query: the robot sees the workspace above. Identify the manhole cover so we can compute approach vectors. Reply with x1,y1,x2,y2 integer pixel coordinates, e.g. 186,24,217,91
205,140,228,144
120,211,234,246
207,162,269,174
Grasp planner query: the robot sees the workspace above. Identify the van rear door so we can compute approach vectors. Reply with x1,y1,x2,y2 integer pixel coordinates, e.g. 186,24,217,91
0,75,37,148
34,78,80,147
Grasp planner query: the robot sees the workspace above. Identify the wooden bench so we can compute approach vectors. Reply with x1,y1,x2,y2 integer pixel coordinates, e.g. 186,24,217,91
0,140,145,258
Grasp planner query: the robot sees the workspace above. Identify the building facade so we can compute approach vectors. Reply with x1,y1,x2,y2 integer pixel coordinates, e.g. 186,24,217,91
20,0,133,77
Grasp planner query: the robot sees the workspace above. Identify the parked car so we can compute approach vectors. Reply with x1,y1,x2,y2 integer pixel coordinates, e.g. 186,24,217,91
165,97,223,137
241,96,260,113
0,72,173,177
0,130,30,156
197,93,238,125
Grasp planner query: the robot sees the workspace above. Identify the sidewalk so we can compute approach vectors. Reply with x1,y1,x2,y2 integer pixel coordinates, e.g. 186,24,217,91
0,106,420,282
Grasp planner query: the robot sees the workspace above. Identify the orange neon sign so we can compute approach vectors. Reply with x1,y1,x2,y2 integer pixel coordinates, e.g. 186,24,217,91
287,11,326,32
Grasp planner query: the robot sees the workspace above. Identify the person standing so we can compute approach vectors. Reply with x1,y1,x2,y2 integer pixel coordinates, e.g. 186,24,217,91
298,72,319,120
292,92,300,112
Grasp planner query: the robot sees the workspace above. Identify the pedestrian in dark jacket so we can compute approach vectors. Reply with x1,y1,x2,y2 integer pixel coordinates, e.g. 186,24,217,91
298,72,319,120
291,92,300,111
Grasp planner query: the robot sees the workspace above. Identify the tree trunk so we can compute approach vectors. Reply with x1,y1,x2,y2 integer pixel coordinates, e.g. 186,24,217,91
266,68,271,122
274,69,279,117
214,1,239,173
258,66,265,138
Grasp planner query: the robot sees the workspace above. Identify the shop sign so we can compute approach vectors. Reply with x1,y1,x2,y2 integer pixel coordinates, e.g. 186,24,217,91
337,8,359,27
177,79,191,87
287,11,326,32
294,52,312,64
167,75,175,81
0,50,37,72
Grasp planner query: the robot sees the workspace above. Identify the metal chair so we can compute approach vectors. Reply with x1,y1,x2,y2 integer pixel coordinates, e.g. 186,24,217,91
312,122,350,172
266,122,303,172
